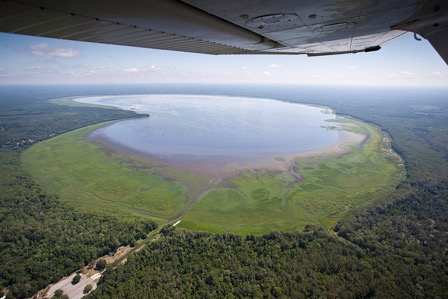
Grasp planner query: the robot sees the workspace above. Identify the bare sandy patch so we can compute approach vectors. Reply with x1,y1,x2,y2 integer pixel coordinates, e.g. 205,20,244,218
102,245,131,264
45,273,96,299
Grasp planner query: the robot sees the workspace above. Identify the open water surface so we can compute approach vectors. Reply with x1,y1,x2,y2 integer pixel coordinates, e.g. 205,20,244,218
75,94,344,162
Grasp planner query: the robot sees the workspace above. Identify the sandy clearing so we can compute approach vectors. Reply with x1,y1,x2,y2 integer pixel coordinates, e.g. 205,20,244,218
45,273,96,299
102,245,131,264
90,273,102,280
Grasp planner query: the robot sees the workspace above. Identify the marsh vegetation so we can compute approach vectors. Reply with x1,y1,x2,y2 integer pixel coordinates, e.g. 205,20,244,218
22,97,403,234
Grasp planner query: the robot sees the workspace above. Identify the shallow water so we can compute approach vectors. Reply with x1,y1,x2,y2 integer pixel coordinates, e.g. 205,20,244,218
75,94,343,162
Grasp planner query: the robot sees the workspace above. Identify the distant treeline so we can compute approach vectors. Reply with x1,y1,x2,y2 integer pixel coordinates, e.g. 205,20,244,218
0,85,447,298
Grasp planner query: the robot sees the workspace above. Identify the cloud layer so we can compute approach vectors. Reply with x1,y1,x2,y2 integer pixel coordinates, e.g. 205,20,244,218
30,43,79,58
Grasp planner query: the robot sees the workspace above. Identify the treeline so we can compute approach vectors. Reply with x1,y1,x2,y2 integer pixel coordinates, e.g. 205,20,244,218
297,87,448,182
0,87,157,298
90,180,448,299
90,228,374,298
0,156,156,297
0,91,139,151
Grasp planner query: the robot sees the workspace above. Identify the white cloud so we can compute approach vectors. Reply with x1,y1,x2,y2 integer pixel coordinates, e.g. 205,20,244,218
401,71,415,77
309,68,327,79
389,71,417,78
268,63,282,68
124,66,162,74
125,67,139,73
348,64,359,70
30,43,79,58
263,71,271,76
239,66,253,77
430,71,442,78
85,70,99,76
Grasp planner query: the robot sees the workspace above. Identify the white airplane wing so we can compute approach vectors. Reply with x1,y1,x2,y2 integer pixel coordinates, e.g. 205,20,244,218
1,0,447,63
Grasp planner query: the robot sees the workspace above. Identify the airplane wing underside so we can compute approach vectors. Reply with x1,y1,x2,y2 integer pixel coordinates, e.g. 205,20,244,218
0,0,447,63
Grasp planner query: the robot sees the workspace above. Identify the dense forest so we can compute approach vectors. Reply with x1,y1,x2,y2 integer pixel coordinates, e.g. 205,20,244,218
0,85,157,298
0,84,447,298
92,184,448,298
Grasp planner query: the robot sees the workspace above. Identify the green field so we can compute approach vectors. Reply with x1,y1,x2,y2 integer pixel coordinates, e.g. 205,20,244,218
22,117,404,234
21,122,184,225
182,119,404,233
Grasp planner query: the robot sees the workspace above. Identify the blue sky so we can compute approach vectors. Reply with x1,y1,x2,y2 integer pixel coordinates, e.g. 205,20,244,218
0,32,447,86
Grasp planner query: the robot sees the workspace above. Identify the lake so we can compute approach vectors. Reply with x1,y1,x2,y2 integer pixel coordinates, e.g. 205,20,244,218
74,94,349,166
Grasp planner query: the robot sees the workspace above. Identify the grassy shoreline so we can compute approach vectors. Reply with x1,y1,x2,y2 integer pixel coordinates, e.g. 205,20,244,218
21,107,404,234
